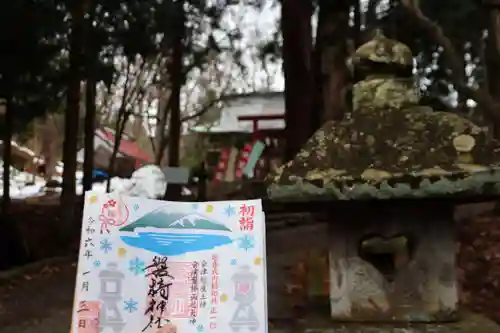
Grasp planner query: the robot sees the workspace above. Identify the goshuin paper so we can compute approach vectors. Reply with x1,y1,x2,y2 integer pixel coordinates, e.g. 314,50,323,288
71,192,268,333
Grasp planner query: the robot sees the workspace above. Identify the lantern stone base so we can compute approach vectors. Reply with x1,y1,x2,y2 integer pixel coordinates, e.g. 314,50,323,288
269,312,500,333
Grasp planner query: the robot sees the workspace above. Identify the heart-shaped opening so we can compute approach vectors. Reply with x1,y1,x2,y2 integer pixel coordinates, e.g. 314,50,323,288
358,233,414,282
236,282,251,295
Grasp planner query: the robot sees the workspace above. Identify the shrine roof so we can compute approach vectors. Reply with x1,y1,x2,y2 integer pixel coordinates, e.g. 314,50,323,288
191,92,285,134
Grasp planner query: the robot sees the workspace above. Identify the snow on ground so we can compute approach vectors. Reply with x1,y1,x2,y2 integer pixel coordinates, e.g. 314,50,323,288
0,164,178,200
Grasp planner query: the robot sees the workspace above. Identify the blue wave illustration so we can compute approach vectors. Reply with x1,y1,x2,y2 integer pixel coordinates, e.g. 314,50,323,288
120,232,233,256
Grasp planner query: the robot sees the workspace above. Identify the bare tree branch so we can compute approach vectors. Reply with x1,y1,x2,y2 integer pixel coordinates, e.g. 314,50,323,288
96,47,122,119
180,96,222,122
400,0,500,123
180,66,236,123
119,63,132,117
123,56,161,110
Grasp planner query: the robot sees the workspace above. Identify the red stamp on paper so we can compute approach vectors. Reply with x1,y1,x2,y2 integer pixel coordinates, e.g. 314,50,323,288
146,261,197,320
99,197,129,234
76,301,100,333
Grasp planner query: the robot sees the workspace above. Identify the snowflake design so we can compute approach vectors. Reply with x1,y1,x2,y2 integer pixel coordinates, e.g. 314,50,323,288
133,203,139,211
238,235,255,252
224,204,236,217
191,203,199,210
196,324,205,332
230,259,237,266
124,298,138,313
100,239,112,253
129,257,145,276
93,260,101,268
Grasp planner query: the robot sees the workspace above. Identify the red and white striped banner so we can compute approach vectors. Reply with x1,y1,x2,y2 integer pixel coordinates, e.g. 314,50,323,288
213,141,263,182
235,142,255,179
213,148,230,183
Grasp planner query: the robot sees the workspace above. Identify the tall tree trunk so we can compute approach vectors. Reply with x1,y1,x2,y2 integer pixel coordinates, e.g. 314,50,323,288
0,5,29,269
154,87,171,165
164,2,185,201
352,0,362,47
484,0,500,134
61,0,84,236
83,0,97,193
2,95,13,215
106,111,129,192
0,96,28,269
282,0,314,161
313,0,351,123
366,0,382,29
83,78,96,192
41,117,59,180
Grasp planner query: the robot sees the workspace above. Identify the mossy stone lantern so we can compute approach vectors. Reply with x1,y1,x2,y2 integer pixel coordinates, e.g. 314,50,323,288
267,31,500,332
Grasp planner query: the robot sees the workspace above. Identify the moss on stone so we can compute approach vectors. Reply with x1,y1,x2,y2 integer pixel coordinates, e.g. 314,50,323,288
351,29,414,68
269,312,500,333
267,37,500,202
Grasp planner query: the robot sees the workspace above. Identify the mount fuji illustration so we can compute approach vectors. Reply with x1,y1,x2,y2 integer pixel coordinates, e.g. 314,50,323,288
119,207,233,256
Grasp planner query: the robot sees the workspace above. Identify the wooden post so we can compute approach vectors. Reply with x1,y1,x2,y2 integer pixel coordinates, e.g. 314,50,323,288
197,161,207,201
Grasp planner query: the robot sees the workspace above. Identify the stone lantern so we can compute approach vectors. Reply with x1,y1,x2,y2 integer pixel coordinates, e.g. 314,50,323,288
267,31,500,332
229,265,259,332
98,262,125,332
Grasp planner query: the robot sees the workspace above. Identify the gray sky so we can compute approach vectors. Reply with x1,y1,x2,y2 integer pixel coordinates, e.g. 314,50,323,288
218,2,284,92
